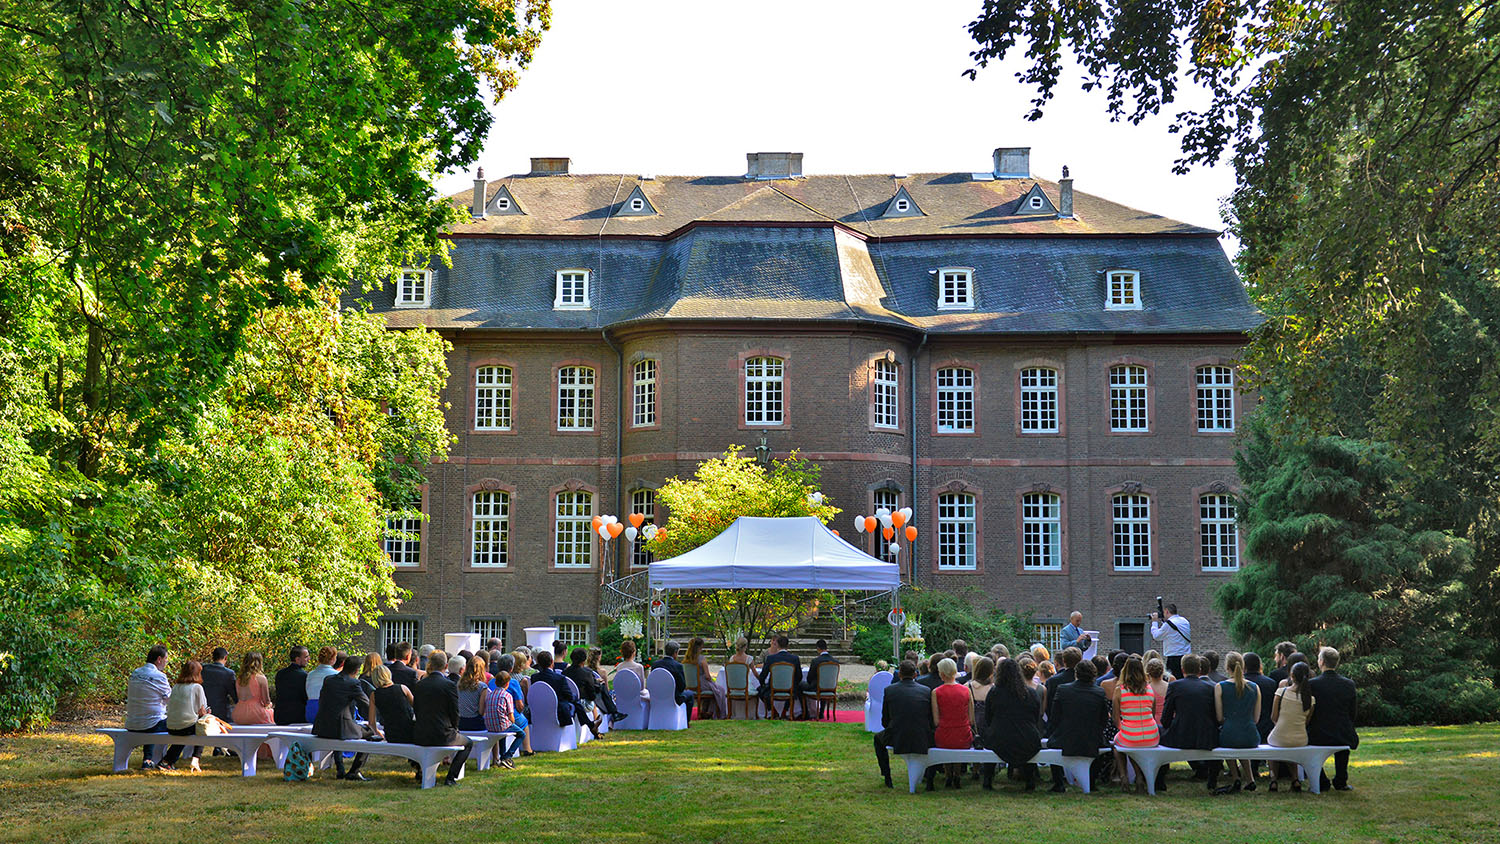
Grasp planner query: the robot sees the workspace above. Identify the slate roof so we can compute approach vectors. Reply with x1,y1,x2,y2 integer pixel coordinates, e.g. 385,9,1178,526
364,169,1260,336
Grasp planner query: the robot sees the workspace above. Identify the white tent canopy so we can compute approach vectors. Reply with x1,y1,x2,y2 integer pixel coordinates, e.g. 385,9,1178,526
645,516,900,591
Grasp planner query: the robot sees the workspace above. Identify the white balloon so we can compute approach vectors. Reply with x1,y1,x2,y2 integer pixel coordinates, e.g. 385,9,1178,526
625,526,638,542
603,515,618,525
879,512,894,529
642,524,658,539
899,507,913,521
875,507,890,518
854,515,866,533
888,543,901,555
597,525,611,540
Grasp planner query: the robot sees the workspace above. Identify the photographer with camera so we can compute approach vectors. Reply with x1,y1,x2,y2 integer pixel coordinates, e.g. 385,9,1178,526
1149,598,1191,679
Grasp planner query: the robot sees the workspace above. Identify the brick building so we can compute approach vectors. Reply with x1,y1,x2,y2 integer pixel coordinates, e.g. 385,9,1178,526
362,148,1261,656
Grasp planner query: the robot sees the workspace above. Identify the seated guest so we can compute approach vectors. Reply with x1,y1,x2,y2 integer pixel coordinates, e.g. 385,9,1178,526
652,640,696,726
561,647,604,732
1035,659,1055,689
232,652,275,736
357,652,382,719
756,635,802,711
1214,652,1262,794
412,651,473,787
951,639,969,667
534,650,601,739
614,640,647,686
457,652,490,732
447,654,466,684
966,657,996,785
372,664,415,745
1030,644,1051,664
1279,652,1308,687
982,658,1042,791
585,647,626,723
313,654,377,781
158,660,208,772
1090,654,1110,684
1307,647,1358,792
803,639,839,719
872,660,936,790
304,646,339,723
272,646,309,726
1204,651,1228,683
200,647,238,755
1244,652,1279,778
1048,658,1107,793
914,657,939,691
551,639,568,669
931,658,973,789
390,642,419,690
1042,647,1082,728
728,637,754,668
991,643,1011,660
493,654,533,756
684,637,723,719
1267,661,1316,791
1269,641,1299,685
1019,658,1038,688
1145,657,1169,723
417,644,435,672
1159,654,1221,792
482,669,523,768
1099,651,1128,687
960,651,979,684
1112,655,1159,794
514,648,537,678
126,645,171,769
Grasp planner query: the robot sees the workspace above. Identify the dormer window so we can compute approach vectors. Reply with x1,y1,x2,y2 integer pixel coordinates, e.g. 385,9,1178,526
937,268,974,310
1029,195,1044,210
496,197,510,210
895,198,909,212
554,269,591,310
396,269,431,308
630,198,644,211
1106,270,1142,310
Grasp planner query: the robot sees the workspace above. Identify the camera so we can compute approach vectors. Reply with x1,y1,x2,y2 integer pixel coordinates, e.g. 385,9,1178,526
1149,596,1165,621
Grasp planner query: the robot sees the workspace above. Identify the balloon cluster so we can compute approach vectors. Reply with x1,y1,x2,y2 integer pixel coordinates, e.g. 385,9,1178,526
591,512,666,545
852,506,917,556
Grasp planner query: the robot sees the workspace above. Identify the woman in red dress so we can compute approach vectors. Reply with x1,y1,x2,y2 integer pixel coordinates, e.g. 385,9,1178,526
930,657,975,790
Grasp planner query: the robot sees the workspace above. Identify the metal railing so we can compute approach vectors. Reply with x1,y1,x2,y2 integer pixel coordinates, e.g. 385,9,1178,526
600,569,652,619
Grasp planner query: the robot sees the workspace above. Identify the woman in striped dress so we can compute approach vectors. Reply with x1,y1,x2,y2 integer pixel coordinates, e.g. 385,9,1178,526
1111,655,1159,794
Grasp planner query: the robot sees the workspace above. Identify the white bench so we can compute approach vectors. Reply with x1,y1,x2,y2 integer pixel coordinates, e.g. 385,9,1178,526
1115,744,1351,795
461,731,519,771
97,725,312,776
268,732,467,788
892,746,1109,794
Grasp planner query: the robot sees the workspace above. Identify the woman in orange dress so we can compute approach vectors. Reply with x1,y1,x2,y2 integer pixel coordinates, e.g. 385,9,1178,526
1112,655,1160,794
930,657,974,790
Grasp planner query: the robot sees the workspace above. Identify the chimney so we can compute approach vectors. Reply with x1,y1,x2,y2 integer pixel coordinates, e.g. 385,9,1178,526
992,147,1031,179
472,167,487,218
530,157,571,175
1059,165,1074,218
746,152,803,180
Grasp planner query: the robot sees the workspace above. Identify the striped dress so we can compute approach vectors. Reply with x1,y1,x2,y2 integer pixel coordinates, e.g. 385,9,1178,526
1114,688,1160,748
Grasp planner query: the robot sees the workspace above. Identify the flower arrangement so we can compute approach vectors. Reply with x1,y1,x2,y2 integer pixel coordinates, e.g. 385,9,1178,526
900,616,925,654
619,614,644,640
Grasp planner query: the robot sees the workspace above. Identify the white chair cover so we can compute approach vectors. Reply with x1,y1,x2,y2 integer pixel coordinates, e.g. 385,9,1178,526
646,667,688,730
865,671,893,732
526,680,578,753
563,676,597,742
612,668,647,730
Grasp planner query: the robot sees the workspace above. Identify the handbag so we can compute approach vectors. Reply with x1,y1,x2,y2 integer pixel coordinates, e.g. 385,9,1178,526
282,741,313,782
195,714,233,736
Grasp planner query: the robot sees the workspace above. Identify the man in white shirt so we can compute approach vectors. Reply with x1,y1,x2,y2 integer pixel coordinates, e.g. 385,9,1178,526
125,645,171,769
1150,603,1192,679
304,646,340,723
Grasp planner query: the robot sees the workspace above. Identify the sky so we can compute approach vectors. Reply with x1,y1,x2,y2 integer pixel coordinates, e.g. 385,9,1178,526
439,0,1238,240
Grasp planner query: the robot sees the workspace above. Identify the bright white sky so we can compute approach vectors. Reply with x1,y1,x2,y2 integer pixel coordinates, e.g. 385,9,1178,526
440,0,1238,240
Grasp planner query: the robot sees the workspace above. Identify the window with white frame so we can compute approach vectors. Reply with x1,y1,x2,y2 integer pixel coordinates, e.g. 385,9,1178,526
1021,493,1062,570
1109,365,1149,432
474,365,512,431
1106,270,1142,310
1200,494,1239,571
872,358,899,429
1196,365,1235,432
557,366,595,431
937,268,973,310
630,489,655,568
1033,622,1064,654
873,488,900,564
470,619,507,649
744,356,784,426
554,490,593,567
556,621,589,650
937,492,977,570
632,359,657,427
554,269,591,310
936,367,975,433
380,619,420,654
396,269,431,308
1112,493,1152,570
384,500,422,567
471,491,510,567
1019,367,1059,433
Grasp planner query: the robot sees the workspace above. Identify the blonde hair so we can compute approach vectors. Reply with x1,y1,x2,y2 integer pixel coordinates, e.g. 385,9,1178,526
459,652,486,690
937,658,958,681
734,637,749,653
1030,644,1050,662
372,664,393,688
362,652,381,677
964,652,979,673
587,647,603,672
1227,651,1246,694
1037,660,1055,681
1145,657,1166,680
236,652,264,687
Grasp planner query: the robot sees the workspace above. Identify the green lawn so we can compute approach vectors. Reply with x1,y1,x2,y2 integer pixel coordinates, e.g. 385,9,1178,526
1,719,1497,844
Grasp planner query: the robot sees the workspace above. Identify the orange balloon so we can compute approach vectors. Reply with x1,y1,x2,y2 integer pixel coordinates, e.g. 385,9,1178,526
864,516,878,533
831,529,840,537
628,512,645,529
905,525,918,541
882,526,894,541
591,516,603,531
656,529,667,542
891,511,907,529
607,522,624,539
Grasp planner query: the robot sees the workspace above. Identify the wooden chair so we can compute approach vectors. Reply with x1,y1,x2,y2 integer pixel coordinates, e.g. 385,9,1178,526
724,662,756,720
682,662,715,720
768,662,798,719
804,662,841,720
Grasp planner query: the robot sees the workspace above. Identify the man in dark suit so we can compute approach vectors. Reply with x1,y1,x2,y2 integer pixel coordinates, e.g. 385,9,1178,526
563,646,626,728
412,650,472,786
652,640,696,726
1268,641,1298,685
273,646,309,725
757,635,802,714
1243,652,1280,779
313,655,378,781
1159,653,1222,791
915,656,941,691
200,647,238,755
389,642,419,690
802,639,839,719
1048,659,1108,792
1306,647,1359,791
1203,651,1228,683
1042,646,1082,791
534,650,601,739
872,660,936,789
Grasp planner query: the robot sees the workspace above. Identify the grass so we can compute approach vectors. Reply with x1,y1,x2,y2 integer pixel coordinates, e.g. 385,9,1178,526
1,718,1498,844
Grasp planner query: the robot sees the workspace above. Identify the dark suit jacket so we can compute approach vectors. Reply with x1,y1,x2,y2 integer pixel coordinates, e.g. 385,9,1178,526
652,657,690,705
314,674,372,741
563,664,602,703
390,661,418,691
1268,666,1290,685
273,664,307,725
1160,676,1219,749
201,662,238,720
1306,670,1359,749
880,679,935,755
758,650,803,692
1246,672,1279,739
1042,667,1076,737
915,673,941,691
412,672,461,746
1050,679,1108,757
533,666,580,726
805,653,839,691
1207,670,1229,683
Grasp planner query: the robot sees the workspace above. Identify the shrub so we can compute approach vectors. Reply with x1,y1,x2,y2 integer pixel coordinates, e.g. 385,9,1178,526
847,588,1029,665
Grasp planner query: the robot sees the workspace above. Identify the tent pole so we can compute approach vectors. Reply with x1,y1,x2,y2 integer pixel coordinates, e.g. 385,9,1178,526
891,588,900,664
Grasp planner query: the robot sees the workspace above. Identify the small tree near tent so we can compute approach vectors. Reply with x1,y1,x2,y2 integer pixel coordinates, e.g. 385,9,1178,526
648,447,843,652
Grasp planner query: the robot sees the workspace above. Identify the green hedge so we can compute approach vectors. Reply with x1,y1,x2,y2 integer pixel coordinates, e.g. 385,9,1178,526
848,588,1030,665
